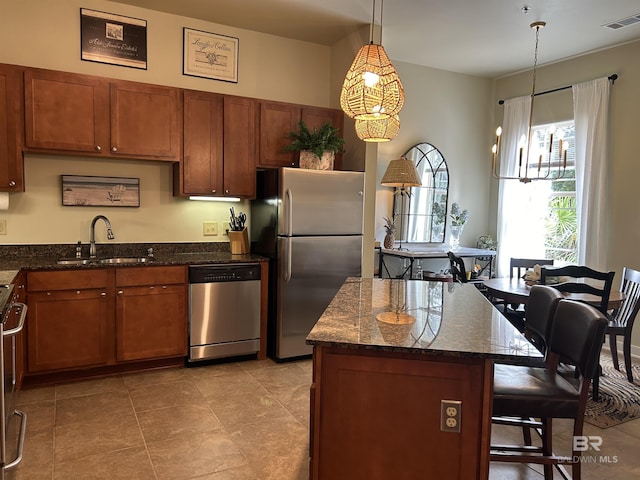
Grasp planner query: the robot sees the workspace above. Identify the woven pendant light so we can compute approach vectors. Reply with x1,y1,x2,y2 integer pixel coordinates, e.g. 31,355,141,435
355,114,400,142
340,0,404,121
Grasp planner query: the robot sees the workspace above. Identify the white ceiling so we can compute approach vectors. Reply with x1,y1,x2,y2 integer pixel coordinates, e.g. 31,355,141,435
113,0,640,78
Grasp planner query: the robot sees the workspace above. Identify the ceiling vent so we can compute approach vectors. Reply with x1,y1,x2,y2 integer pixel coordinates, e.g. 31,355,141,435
603,13,640,30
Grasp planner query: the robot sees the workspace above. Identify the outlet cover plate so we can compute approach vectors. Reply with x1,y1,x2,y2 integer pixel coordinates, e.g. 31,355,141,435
440,400,462,433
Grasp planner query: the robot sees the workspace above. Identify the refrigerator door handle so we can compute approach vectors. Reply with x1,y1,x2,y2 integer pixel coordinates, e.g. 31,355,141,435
283,238,292,282
284,188,293,236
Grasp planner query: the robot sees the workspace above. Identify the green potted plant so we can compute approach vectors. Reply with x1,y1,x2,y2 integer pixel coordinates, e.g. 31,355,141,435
284,120,345,170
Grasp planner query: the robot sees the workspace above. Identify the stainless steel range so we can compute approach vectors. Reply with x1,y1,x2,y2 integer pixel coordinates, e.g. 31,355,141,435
0,285,27,478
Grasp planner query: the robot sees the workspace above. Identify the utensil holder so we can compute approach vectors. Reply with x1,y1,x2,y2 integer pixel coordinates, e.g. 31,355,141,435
229,228,249,254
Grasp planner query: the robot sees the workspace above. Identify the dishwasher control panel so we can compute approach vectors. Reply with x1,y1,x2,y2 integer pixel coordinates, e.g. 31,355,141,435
189,263,261,283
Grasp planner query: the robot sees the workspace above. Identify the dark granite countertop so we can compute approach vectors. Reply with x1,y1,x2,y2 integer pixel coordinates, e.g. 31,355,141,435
306,278,542,362
0,242,268,283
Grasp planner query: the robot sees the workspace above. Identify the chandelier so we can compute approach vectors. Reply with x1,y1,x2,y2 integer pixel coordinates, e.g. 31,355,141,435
340,0,404,123
492,21,567,183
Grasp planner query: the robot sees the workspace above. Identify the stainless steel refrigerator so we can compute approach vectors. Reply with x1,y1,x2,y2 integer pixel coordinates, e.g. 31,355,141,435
251,167,364,360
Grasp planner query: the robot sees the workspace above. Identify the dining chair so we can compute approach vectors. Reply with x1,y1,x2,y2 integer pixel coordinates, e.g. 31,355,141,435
510,257,554,279
540,265,615,401
447,251,484,284
539,265,615,315
607,266,640,382
494,258,556,325
491,299,608,480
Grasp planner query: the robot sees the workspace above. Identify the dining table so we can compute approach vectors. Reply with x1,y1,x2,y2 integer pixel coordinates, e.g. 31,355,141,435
483,277,626,310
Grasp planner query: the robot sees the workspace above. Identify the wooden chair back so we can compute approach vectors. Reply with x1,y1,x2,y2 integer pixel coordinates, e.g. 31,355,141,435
539,265,615,314
510,258,554,279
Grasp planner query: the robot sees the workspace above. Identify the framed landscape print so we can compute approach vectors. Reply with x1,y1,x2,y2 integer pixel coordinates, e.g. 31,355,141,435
80,8,147,69
183,27,239,83
62,175,140,207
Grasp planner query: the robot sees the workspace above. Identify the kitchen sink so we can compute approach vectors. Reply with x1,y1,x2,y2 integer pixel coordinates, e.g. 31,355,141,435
97,257,148,264
56,259,93,265
56,257,149,265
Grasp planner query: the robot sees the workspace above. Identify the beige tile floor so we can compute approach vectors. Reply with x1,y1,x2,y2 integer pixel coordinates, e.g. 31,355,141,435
5,357,640,480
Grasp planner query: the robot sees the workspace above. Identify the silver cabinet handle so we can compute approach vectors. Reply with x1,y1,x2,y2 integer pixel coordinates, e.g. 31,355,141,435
95,145,101,152
162,285,167,289
8,181,16,187
212,190,216,193
149,286,155,290
225,189,229,194
3,302,27,337
100,292,106,297
118,290,124,295
111,146,118,152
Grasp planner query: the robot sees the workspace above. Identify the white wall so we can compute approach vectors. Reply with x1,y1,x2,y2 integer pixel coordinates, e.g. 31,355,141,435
374,61,494,250
0,0,334,245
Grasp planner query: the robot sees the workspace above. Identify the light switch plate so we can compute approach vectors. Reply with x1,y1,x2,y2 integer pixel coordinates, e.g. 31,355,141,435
440,400,462,433
203,221,218,236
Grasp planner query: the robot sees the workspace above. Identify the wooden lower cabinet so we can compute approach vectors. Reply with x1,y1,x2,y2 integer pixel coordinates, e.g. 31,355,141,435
310,346,492,480
115,267,187,361
26,266,187,375
27,288,110,372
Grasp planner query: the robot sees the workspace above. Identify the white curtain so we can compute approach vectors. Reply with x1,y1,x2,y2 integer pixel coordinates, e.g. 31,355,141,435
572,78,610,269
496,96,547,277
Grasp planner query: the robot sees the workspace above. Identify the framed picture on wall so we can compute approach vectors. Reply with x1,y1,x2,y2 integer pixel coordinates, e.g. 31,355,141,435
80,8,147,69
183,27,239,83
61,175,140,207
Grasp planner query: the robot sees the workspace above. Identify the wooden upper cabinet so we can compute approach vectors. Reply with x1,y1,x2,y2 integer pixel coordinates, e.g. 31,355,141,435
178,90,224,195
258,101,300,168
222,95,257,198
24,68,109,154
301,106,345,170
24,68,181,161
110,81,181,160
0,64,24,191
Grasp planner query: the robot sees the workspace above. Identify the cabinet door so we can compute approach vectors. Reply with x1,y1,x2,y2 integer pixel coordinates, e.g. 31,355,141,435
110,81,181,160
24,69,109,153
301,107,345,170
181,90,224,195
0,64,23,191
116,284,187,361
223,96,256,198
27,289,110,373
258,101,300,168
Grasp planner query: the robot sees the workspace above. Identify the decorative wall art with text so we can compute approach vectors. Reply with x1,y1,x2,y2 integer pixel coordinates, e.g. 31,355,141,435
80,8,147,69
183,27,239,83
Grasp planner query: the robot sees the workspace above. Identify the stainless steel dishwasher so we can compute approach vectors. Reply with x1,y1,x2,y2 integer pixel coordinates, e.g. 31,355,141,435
188,263,261,363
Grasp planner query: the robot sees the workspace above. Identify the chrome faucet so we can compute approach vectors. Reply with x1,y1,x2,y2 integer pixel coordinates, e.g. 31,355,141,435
89,215,115,258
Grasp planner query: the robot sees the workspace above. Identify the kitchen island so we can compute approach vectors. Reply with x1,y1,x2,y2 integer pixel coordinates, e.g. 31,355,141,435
306,278,540,480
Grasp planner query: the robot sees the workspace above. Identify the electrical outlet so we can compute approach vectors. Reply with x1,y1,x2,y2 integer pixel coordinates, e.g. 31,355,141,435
440,400,462,433
0,219,6,235
203,221,218,236
222,221,230,235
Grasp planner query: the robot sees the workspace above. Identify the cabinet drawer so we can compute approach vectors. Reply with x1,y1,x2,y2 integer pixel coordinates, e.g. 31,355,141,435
27,269,109,292
116,265,186,287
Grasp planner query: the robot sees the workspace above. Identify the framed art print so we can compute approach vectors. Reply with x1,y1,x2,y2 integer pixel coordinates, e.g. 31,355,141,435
183,27,239,83
80,8,147,69
62,175,140,207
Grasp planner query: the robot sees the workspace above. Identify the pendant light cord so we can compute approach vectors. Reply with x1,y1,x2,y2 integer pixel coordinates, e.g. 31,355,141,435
369,0,376,43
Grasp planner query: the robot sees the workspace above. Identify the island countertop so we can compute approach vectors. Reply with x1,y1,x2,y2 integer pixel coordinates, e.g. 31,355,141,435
306,277,541,363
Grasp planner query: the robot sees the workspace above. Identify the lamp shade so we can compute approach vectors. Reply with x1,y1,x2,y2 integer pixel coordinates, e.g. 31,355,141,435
340,43,405,121
355,114,400,142
381,157,422,187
